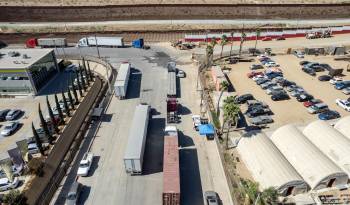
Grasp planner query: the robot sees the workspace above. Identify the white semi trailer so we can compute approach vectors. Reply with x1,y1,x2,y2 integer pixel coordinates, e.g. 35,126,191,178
114,63,131,99
77,36,124,47
123,104,151,175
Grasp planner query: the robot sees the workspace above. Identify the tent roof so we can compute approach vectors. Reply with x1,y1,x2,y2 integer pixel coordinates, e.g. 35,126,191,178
198,124,215,135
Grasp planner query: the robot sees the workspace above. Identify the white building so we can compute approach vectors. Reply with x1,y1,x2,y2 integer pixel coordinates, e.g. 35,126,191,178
334,115,350,140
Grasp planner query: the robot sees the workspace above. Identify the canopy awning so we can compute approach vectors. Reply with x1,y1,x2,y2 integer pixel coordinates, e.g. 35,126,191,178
198,124,215,135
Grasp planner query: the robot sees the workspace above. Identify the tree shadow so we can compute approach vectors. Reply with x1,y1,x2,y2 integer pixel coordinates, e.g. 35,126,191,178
78,185,91,205
224,74,235,92
142,117,165,175
176,76,181,98
237,111,248,129
126,68,142,99
180,148,204,205
180,105,192,115
178,131,195,148
37,72,74,96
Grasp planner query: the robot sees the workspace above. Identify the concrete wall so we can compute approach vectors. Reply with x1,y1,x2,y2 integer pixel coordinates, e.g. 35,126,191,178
1,4,350,22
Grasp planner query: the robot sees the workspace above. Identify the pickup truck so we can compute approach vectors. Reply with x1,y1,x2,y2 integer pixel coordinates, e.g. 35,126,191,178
77,152,93,177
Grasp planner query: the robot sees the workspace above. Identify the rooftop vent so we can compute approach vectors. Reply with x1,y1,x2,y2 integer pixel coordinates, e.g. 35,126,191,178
13,61,20,64
8,51,20,57
22,54,30,59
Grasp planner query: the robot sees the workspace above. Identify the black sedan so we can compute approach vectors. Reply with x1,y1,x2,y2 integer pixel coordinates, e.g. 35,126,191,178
318,75,332,81
271,93,290,101
235,94,255,104
318,110,341,120
296,93,314,102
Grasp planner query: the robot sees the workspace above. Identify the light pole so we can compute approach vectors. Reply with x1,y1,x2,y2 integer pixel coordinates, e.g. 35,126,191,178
94,34,101,59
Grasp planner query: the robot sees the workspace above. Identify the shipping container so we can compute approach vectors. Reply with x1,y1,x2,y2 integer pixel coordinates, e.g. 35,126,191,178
163,126,180,205
114,63,131,99
167,72,177,98
132,38,144,49
77,36,124,47
123,104,150,175
25,38,67,48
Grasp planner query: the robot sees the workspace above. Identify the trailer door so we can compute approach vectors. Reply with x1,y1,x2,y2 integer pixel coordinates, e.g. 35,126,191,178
124,159,133,173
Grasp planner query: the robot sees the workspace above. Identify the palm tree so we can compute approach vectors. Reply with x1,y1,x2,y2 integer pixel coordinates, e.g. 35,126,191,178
229,32,234,57
261,187,279,205
61,91,70,117
75,71,83,97
253,29,261,56
54,93,64,124
205,39,217,67
67,85,75,110
216,81,230,116
239,31,247,57
79,69,87,91
46,96,59,134
32,122,44,156
87,62,94,81
220,35,228,58
38,103,54,145
222,95,240,149
241,179,260,204
70,76,79,104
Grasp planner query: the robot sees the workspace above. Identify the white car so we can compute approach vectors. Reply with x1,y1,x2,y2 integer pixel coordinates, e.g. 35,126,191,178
342,87,350,95
336,99,350,112
0,177,19,192
77,152,93,177
265,62,280,67
330,77,343,85
192,115,201,131
252,75,266,81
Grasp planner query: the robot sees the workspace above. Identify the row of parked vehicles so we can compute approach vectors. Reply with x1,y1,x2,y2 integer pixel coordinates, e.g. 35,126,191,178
0,109,23,136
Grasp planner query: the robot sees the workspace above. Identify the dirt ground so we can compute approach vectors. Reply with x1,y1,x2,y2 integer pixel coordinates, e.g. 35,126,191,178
226,54,350,130
0,0,347,6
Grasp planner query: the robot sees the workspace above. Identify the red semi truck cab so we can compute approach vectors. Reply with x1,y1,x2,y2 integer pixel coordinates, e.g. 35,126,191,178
26,38,37,48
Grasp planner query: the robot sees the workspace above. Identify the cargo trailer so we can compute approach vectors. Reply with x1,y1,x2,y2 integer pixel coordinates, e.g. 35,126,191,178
167,72,177,98
26,38,67,48
114,63,131,99
123,104,151,175
77,36,124,47
163,126,180,205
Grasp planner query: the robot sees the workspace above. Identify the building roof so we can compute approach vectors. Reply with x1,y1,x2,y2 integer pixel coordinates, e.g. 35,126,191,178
163,134,180,193
237,131,307,192
334,115,350,140
270,124,346,190
303,120,350,175
0,48,53,69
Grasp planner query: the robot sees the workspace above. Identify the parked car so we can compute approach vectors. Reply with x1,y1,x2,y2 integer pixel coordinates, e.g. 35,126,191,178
296,93,313,102
205,191,220,205
262,37,272,41
279,80,296,87
307,103,329,114
330,76,343,85
342,87,350,95
303,99,322,107
302,67,316,76
271,92,290,101
77,152,94,177
319,63,332,71
235,94,254,104
252,75,266,81
1,121,20,136
286,85,299,92
247,71,264,78
250,115,274,125
335,81,350,90
5,109,22,121
266,72,283,80
192,115,201,131
177,70,186,78
318,75,332,82
64,64,78,73
28,143,40,155
256,78,269,85
312,66,325,72
299,61,310,66
265,62,280,67
318,110,341,120
261,82,277,90
266,86,284,95
276,36,285,41
246,108,271,118
246,100,268,108
290,88,306,97
66,182,82,205
0,109,10,122
336,99,350,112
0,177,19,192
249,64,264,70
294,51,305,58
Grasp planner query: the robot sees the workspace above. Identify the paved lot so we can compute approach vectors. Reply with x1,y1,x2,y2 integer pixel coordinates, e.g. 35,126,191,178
227,54,350,130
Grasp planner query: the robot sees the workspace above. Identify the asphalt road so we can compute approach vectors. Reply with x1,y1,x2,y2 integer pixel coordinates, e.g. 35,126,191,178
50,45,233,205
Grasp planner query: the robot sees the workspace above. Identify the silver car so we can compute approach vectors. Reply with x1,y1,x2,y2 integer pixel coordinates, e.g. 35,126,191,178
205,191,220,205
1,121,20,136
342,87,350,95
250,115,274,125
307,103,329,114
5,109,22,121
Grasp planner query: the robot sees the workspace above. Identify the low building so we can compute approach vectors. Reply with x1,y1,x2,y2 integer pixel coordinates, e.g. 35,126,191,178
334,115,350,139
0,49,59,95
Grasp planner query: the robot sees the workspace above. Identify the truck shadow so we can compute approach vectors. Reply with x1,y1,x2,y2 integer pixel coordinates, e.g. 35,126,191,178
178,131,195,148
88,156,100,177
142,117,165,175
126,67,142,99
78,185,91,205
176,76,182,98
179,148,204,205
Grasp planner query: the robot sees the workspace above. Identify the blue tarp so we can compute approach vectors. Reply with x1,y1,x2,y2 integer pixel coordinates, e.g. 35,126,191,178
198,124,215,135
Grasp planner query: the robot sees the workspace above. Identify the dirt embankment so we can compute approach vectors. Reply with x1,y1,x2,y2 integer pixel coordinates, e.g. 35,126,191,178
1,4,350,22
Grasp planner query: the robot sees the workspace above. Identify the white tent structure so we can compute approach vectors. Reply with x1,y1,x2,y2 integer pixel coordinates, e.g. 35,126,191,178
270,125,348,190
334,115,350,139
237,132,309,196
303,120,350,175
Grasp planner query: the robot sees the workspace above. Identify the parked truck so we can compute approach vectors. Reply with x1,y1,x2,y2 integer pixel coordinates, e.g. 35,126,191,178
123,104,151,175
167,71,179,123
26,38,67,48
163,125,180,205
114,63,131,99
77,36,124,47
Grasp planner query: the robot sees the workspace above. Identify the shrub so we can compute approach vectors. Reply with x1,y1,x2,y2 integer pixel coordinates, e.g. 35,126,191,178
27,158,44,177
2,190,27,205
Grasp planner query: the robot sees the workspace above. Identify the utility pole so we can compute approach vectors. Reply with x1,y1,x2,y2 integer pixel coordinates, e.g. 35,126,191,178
94,34,101,59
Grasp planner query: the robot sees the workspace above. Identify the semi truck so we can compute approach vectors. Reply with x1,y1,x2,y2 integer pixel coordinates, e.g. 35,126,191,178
167,70,179,123
26,38,67,48
123,104,151,175
114,63,131,99
163,125,180,205
77,36,124,47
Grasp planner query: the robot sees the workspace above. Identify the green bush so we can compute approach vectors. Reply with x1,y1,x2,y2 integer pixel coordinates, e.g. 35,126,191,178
210,110,221,129
2,190,27,205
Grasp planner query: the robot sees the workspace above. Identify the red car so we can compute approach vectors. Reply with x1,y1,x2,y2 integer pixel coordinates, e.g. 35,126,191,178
303,99,322,107
247,71,264,78
262,37,272,41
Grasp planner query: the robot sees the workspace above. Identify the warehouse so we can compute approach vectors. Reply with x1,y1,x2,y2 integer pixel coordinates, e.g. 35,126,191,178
0,48,59,95
303,120,350,175
270,125,348,190
334,115,350,139
237,131,309,196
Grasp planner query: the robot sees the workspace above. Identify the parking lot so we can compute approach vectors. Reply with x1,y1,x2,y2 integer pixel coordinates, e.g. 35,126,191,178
227,53,350,130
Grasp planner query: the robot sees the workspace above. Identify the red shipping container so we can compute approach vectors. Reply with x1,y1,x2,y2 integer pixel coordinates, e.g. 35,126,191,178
26,38,37,48
163,134,180,205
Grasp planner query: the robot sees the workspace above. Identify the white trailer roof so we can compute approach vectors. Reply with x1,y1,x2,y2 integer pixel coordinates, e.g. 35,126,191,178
167,72,177,96
334,115,350,139
124,104,150,159
270,124,346,190
303,120,350,175
237,131,308,192
116,63,130,82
